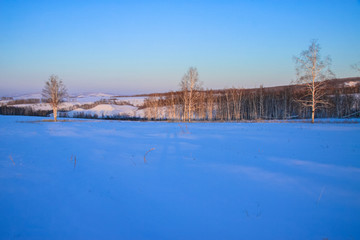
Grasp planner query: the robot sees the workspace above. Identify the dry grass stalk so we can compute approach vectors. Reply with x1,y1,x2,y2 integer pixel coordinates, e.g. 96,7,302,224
178,123,190,134
316,186,326,205
144,148,155,163
9,155,15,166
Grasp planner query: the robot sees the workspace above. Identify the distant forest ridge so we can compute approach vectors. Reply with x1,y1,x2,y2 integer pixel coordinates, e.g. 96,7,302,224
115,77,360,98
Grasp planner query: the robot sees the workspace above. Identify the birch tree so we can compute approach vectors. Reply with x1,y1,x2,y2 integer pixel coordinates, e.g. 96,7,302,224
180,67,202,122
294,40,334,123
42,75,67,121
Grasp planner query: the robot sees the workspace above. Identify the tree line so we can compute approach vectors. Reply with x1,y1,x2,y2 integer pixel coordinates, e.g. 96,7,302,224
142,79,360,121
0,106,51,117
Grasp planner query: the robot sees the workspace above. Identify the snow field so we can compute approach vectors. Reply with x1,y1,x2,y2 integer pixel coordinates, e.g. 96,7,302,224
0,116,359,239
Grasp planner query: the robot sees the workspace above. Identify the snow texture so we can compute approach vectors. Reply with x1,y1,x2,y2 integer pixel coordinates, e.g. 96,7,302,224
345,81,360,87
0,116,359,239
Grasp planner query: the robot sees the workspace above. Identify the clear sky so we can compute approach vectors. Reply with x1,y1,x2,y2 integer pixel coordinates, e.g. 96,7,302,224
1,0,359,96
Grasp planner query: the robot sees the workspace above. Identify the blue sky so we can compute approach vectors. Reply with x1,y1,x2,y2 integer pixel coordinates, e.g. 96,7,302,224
1,0,359,95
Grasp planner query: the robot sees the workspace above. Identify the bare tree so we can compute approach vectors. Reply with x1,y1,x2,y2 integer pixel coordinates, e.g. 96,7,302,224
167,91,176,120
180,67,202,122
294,40,334,123
259,85,264,119
42,75,67,121
230,88,243,120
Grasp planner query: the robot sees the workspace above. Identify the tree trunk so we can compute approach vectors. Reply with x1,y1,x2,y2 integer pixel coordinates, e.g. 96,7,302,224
188,90,192,122
311,71,315,124
53,107,58,122
311,109,315,123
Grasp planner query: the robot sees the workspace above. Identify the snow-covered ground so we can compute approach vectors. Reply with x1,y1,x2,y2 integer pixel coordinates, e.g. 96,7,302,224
345,81,360,87
1,116,360,239
67,104,140,118
68,93,146,106
73,93,115,103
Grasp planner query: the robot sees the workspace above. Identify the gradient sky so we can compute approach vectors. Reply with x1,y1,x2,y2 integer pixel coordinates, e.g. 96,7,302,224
1,0,360,96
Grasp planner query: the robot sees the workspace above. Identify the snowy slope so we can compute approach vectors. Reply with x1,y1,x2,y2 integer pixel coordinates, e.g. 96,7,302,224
12,93,42,100
72,94,145,106
10,102,84,111
2,92,147,118
114,97,145,107
0,116,359,239
67,104,139,118
7,92,145,105
72,93,115,103
11,103,53,111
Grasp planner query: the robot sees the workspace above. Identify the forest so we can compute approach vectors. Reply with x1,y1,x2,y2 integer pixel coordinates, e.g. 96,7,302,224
142,77,360,121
